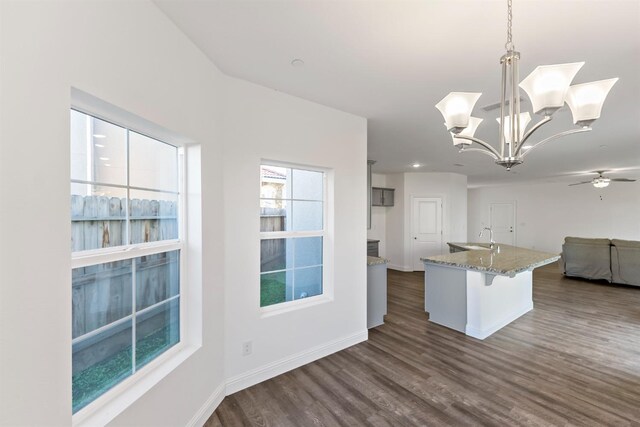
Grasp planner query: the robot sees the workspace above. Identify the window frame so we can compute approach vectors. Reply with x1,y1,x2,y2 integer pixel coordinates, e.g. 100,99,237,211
259,161,331,313
70,107,188,420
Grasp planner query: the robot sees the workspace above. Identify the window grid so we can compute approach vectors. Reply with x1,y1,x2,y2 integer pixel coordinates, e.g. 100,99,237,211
71,109,183,414
259,165,326,307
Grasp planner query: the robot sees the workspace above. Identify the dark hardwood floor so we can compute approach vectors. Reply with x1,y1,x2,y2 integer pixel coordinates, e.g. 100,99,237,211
206,263,640,426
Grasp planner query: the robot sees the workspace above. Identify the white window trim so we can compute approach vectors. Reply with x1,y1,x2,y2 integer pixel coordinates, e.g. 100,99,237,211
69,97,201,426
259,162,333,314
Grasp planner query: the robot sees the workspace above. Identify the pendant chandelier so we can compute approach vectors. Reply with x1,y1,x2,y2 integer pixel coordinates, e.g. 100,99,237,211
435,0,618,170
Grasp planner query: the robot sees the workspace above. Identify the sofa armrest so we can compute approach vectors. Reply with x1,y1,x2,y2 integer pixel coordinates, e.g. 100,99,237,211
611,240,640,286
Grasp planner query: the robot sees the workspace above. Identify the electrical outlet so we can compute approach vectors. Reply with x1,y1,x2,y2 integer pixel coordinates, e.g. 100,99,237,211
242,341,252,356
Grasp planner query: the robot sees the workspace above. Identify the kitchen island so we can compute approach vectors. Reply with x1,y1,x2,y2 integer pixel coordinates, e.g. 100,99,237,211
422,243,559,339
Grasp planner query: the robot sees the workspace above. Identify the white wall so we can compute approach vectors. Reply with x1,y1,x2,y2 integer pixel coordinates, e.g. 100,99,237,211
468,182,640,253
221,76,368,391
384,173,405,269
368,173,387,257
384,173,467,271
0,2,370,425
0,2,219,426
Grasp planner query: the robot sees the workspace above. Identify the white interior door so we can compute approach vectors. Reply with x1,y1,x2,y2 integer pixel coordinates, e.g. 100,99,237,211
412,197,443,271
490,202,515,245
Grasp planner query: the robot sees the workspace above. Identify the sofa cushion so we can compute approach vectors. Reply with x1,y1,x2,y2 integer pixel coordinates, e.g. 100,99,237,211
564,237,611,246
562,241,612,282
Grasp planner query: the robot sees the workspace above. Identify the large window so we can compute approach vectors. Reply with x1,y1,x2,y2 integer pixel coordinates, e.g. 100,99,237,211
259,164,325,307
70,110,182,413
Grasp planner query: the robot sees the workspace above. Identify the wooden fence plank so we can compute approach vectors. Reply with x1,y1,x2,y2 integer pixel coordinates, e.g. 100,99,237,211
109,197,123,247
83,195,98,251
71,195,84,252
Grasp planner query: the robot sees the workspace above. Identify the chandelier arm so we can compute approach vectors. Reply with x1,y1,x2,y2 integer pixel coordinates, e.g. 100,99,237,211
459,148,499,161
453,135,502,158
520,127,592,159
515,116,553,155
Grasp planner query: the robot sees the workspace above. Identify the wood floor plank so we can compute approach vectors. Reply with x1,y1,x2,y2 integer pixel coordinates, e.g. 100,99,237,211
208,263,640,426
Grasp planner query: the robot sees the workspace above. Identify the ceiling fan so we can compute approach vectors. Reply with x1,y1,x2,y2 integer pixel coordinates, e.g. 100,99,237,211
569,171,637,188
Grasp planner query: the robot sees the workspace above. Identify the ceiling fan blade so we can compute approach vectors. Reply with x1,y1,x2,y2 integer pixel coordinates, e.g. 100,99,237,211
611,178,637,182
568,181,592,186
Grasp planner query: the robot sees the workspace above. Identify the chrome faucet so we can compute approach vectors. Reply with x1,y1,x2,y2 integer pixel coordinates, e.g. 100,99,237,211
479,227,496,249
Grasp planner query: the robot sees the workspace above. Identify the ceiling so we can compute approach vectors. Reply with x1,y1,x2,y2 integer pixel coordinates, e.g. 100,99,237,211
155,0,640,187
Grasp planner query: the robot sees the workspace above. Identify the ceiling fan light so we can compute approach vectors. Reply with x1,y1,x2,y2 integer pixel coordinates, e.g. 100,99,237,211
436,92,482,134
451,117,483,146
593,177,611,188
496,112,531,144
519,62,584,116
565,78,619,127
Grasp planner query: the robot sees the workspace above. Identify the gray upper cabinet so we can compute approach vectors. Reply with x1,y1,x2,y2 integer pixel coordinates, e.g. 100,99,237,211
372,187,394,207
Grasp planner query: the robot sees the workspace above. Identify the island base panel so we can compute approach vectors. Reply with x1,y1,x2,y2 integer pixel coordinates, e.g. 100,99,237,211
465,270,533,340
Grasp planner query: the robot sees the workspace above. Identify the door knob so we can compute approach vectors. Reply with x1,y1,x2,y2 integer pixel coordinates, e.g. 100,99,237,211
414,237,417,240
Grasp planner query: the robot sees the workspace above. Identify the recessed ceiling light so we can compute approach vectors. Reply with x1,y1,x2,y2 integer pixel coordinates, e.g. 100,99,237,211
104,163,111,167
99,157,109,161
291,58,305,67
94,143,104,148
411,163,421,168
93,134,106,139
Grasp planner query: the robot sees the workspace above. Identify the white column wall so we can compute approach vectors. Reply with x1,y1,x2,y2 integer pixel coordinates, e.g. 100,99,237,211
0,1,216,426
468,182,640,253
221,76,368,390
384,173,406,270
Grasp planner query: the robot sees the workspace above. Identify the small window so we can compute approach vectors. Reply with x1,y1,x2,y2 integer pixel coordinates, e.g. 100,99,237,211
259,165,325,307
70,110,182,413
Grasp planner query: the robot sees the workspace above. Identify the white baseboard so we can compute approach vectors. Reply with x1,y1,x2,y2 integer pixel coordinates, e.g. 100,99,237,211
387,264,412,272
186,382,225,427
225,330,368,395
466,303,533,340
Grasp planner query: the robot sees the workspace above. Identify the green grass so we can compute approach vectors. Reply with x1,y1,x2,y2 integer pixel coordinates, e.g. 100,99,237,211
260,272,286,307
72,325,178,413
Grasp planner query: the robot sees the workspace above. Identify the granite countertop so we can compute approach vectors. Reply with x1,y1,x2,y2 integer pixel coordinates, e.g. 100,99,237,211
367,256,389,266
422,243,560,277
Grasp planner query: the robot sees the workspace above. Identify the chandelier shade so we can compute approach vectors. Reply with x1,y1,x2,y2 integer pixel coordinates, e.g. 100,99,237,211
434,0,618,171
565,78,619,126
435,92,482,133
496,112,531,145
451,117,483,146
518,62,584,116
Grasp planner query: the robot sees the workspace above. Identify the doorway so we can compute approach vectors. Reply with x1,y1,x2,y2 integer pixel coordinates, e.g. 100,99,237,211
490,202,516,245
412,197,443,271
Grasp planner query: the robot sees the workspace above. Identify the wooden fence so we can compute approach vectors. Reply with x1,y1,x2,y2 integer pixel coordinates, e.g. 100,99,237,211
72,251,179,373
71,195,178,252
71,193,179,373
260,208,286,271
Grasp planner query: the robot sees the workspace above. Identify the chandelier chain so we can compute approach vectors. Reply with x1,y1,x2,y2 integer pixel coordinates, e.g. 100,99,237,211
506,0,513,51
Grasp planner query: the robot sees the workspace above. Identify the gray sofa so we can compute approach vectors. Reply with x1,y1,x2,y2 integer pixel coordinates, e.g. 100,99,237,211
561,237,640,287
